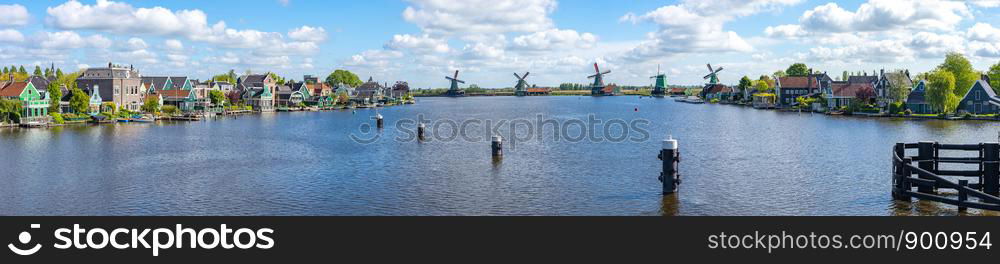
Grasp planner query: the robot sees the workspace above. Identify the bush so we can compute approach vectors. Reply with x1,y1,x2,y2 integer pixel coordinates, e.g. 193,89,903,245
49,112,65,124
888,101,905,114
162,105,180,116
904,109,912,116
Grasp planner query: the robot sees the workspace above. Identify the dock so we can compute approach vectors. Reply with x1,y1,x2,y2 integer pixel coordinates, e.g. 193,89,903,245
892,142,1000,212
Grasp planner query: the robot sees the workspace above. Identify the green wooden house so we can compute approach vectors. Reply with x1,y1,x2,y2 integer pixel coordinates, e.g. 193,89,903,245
0,81,50,123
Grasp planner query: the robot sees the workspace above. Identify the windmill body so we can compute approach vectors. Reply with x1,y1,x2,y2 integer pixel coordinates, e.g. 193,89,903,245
700,64,724,98
650,65,667,97
588,63,612,96
444,70,466,97
514,72,530,96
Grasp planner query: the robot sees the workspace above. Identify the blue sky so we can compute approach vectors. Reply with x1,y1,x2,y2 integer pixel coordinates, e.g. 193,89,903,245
1,0,999,88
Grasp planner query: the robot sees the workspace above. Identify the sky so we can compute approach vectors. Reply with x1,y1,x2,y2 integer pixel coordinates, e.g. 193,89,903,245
0,0,999,88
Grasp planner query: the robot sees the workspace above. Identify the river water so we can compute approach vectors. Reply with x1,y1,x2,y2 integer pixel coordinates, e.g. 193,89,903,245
1,96,997,216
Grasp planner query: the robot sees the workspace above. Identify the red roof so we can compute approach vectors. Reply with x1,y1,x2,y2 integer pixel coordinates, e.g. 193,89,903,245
156,89,191,99
0,82,28,97
526,88,550,93
778,76,819,89
831,82,874,97
669,88,686,93
704,84,732,94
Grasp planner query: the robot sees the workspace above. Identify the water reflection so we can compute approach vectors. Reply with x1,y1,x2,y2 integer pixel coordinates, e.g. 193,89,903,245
1,97,998,216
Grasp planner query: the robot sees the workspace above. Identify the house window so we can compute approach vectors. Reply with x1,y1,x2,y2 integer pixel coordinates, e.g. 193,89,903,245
976,91,981,100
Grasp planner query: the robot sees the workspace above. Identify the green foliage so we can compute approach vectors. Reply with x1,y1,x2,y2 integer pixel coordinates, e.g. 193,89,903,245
926,70,960,114
213,70,238,84
325,69,362,88
737,76,752,93
337,91,349,104
32,65,42,76
786,63,809,76
465,84,485,94
936,53,980,98
0,99,23,124
49,112,64,124
141,96,160,113
753,77,772,93
269,72,286,85
161,105,180,116
773,70,787,78
988,61,1000,95
209,90,226,106
47,82,62,113
18,65,25,74
889,101,905,114
69,88,90,114
56,69,63,79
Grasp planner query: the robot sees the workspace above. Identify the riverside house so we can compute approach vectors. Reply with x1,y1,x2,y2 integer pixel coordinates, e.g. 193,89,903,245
702,84,733,101
76,63,145,112
957,78,1000,115
237,74,276,112
775,74,828,108
875,69,913,109
0,78,49,123
906,81,935,114
826,81,875,109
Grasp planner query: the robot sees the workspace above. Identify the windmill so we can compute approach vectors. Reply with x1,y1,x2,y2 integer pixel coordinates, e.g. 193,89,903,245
514,72,530,96
588,63,611,96
703,64,723,85
650,64,667,97
444,70,466,97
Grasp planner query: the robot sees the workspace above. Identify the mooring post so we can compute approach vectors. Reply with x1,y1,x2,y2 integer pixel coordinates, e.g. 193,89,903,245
417,123,426,140
376,113,384,129
917,141,935,194
491,135,503,157
897,157,912,201
892,143,906,200
983,143,999,196
958,180,969,212
658,135,680,194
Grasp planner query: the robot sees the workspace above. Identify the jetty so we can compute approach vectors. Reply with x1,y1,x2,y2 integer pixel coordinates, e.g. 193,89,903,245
892,142,1000,211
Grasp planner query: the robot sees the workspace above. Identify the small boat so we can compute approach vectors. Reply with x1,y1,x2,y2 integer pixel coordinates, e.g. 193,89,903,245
681,96,704,104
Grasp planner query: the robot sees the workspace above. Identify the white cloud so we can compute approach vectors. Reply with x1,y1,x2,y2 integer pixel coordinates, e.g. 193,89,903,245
402,0,557,35
45,0,320,57
164,39,184,52
764,24,807,38
0,4,29,26
968,0,1000,8
385,34,450,54
0,29,25,43
288,26,327,42
620,0,800,61
967,23,1000,42
32,31,109,50
345,49,403,68
124,37,148,51
512,29,597,51
799,0,970,33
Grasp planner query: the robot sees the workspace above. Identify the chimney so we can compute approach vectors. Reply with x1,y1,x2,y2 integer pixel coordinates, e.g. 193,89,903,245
905,70,910,78
880,69,884,77
984,74,992,84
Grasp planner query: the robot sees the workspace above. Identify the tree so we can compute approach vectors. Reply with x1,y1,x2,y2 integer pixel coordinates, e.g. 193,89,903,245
47,82,62,113
855,86,876,105
56,69,64,79
738,76,752,93
886,71,911,103
209,90,226,106
69,88,90,114
988,61,1000,95
33,65,42,76
18,65,26,74
337,91,349,104
926,70,960,114
773,70,787,78
162,105,180,116
786,63,809,76
936,52,979,98
226,91,242,106
0,99,23,124
754,79,772,93
325,69,362,88
141,96,160,113
269,72,286,85
2,66,7,74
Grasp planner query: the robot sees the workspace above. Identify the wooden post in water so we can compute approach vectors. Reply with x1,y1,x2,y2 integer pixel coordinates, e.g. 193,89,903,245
376,113,384,129
983,143,999,196
917,141,935,194
417,123,426,141
898,157,912,201
892,143,907,200
658,135,680,194
958,180,969,212
491,135,503,157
